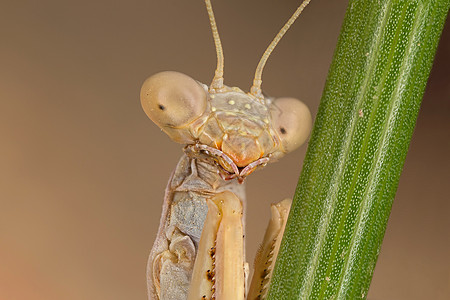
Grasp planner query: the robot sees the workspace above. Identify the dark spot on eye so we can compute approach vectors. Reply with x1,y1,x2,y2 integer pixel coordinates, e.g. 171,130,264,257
158,104,165,110
280,127,287,134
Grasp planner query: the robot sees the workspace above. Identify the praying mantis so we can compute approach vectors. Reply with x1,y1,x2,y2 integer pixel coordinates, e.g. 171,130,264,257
141,1,313,299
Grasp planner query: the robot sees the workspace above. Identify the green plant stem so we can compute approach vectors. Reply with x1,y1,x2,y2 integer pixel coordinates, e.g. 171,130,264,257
267,0,449,299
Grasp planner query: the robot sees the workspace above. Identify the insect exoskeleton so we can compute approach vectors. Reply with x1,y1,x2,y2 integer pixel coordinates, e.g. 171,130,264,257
144,1,315,299
140,71,311,180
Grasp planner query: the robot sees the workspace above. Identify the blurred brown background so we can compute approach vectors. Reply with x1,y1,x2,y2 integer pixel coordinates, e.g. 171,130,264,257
0,0,448,299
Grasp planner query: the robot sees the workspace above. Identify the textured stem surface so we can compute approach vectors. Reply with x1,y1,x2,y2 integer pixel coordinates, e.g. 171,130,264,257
267,0,449,299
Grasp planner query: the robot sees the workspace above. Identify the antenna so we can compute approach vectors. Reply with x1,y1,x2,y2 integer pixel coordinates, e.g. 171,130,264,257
250,0,312,99
205,0,225,92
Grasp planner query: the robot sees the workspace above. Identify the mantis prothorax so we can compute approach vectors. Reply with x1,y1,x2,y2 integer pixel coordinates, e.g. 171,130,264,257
141,1,313,299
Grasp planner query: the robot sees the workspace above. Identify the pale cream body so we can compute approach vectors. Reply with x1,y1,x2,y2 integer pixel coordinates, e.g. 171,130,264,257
142,1,312,293
147,154,245,300
142,71,311,300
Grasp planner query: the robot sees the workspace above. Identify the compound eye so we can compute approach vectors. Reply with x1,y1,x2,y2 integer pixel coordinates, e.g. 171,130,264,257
270,97,312,153
140,71,207,129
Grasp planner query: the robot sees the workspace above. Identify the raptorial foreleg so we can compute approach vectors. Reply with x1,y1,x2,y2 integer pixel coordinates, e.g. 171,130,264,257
188,191,246,300
248,199,292,300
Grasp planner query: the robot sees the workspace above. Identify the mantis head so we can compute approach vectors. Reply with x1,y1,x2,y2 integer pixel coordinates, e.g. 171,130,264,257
140,0,312,181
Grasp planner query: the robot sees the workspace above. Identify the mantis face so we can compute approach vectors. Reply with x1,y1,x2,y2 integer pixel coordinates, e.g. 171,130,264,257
141,71,311,181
